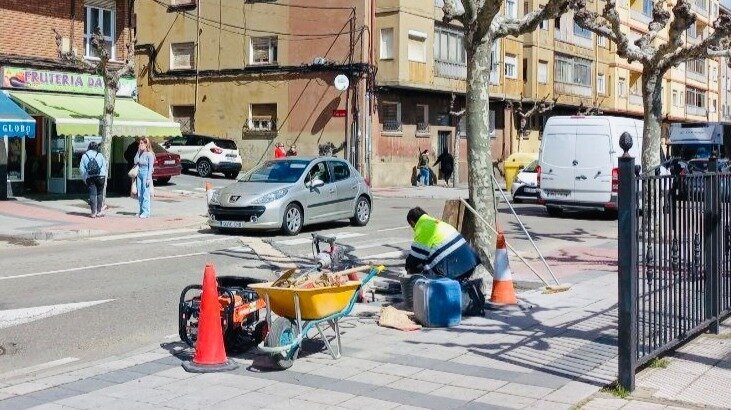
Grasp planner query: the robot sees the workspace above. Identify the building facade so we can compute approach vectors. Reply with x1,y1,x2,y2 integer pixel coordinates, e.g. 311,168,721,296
134,0,372,179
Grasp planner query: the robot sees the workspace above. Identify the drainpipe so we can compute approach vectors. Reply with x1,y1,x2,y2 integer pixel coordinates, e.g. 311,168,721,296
194,0,201,129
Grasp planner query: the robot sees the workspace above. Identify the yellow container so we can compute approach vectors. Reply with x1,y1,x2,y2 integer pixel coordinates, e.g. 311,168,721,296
249,281,361,321
504,152,539,188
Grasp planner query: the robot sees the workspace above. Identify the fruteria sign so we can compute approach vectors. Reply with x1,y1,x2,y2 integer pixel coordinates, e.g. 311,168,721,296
1,66,137,97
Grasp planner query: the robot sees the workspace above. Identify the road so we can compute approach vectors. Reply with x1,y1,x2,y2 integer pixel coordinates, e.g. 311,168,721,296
0,178,617,377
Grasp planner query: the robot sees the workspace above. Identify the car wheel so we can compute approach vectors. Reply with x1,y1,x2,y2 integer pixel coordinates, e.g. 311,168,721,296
546,206,563,217
224,172,238,179
197,159,213,178
156,176,171,185
281,203,303,236
350,196,371,226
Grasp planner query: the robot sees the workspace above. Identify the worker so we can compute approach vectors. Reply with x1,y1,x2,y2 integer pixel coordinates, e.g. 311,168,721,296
405,207,485,315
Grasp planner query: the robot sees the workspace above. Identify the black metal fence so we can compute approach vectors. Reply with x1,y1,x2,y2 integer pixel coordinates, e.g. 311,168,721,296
618,152,731,391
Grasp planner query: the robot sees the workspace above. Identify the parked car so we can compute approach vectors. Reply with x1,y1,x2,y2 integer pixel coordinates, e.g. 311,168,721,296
683,158,731,201
511,160,540,203
208,157,372,235
163,134,242,179
151,141,182,184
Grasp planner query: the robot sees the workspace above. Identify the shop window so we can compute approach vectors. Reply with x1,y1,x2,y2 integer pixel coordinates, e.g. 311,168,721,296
71,136,102,180
249,104,277,131
4,136,24,181
84,5,115,59
250,37,278,65
171,105,195,132
380,28,394,60
171,42,195,70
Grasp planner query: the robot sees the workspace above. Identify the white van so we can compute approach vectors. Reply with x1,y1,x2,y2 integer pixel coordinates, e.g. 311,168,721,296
538,116,643,216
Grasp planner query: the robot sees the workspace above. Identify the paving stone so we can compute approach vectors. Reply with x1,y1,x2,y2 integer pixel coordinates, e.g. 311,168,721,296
308,364,364,380
581,398,629,410
334,357,382,371
95,384,185,404
92,370,145,384
392,406,429,410
326,379,381,396
447,374,506,391
295,388,355,405
368,386,468,409
264,398,330,410
124,361,175,375
214,391,285,409
124,374,177,389
495,382,554,399
196,373,276,390
53,378,115,394
529,399,573,409
0,395,44,410
161,385,245,409
54,392,121,409
411,369,461,384
0,382,52,396
430,385,485,401
255,381,315,398
26,403,68,410
541,380,600,404
621,400,668,409
371,363,423,378
346,372,402,387
152,367,197,380
340,395,400,410
21,387,79,404
389,378,442,394
474,391,536,409
0,392,14,400
33,373,85,388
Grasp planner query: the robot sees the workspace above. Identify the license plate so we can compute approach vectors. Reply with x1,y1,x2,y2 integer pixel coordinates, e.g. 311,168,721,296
219,220,245,228
226,154,237,158
524,188,537,194
545,189,570,198
164,160,176,165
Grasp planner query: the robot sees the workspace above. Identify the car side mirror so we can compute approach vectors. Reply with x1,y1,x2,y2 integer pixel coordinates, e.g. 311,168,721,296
307,179,325,189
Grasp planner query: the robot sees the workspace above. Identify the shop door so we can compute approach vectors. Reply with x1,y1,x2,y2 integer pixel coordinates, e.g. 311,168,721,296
438,131,451,156
48,133,66,193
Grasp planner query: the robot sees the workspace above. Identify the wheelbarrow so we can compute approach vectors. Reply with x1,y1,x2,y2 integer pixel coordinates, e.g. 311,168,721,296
249,264,385,369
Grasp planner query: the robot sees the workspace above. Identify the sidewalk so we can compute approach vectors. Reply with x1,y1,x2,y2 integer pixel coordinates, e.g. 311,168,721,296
0,189,207,242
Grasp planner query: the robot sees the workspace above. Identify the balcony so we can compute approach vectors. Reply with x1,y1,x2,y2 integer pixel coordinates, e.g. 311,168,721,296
687,70,707,83
693,0,708,17
630,10,653,24
435,60,467,80
629,93,643,106
554,82,593,98
686,105,708,117
382,121,403,134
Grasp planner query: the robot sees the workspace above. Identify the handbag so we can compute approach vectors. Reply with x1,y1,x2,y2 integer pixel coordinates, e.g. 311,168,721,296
130,179,138,198
128,165,139,179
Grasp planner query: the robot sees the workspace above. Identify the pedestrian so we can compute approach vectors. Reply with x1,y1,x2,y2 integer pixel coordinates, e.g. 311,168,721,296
433,149,455,187
80,142,107,218
134,137,155,218
124,137,141,171
286,144,298,156
417,149,431,186
405,207,485,316
274,142,287,158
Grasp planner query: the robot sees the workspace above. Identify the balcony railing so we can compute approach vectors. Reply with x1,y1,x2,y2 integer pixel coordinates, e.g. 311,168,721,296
416,122,430,135
629,93,643,106
630,10,653,24
686,105,708,116
687,70,707,83
435,60,467,80
382,121,403,133
554,82,593,98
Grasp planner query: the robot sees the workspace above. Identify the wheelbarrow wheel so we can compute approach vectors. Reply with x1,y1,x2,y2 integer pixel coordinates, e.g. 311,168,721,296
268,317,300,370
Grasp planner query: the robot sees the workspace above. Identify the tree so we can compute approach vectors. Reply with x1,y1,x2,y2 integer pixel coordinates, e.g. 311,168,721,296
575,0,731,169
54,27,136,200
576,96,605,116
449,93,465,188
441,0,573,274
508,93,558,151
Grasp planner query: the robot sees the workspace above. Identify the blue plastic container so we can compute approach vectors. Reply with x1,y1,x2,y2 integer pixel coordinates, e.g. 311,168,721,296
413,277,462,327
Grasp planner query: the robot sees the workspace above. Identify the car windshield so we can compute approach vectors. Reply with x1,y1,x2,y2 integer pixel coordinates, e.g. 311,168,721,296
151,142,167,154
522,160,538,173
214,139,237,150
242,160,310,183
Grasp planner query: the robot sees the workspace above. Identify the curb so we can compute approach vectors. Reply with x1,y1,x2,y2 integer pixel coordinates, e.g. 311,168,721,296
2,222,210,243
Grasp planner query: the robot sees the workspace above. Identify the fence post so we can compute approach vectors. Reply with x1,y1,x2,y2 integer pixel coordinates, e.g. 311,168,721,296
617,133,638,392
704,156,720,334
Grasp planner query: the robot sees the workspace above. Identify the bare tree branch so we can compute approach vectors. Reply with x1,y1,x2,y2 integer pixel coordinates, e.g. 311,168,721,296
52,28,97,72
114,31,137,81
492,0,573,39
449,93,466,117
442,0,467,24
636,2,671,52
660,13,731,69
664,0,697,51
574,0,645,63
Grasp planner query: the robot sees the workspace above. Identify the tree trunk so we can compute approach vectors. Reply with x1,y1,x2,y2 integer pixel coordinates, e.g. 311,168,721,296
464,36,498,277
100,77,118,202
453,115,461,187
641,72,663,170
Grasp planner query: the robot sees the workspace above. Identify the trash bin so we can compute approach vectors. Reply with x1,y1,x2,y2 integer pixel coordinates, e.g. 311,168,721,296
504,152,539,189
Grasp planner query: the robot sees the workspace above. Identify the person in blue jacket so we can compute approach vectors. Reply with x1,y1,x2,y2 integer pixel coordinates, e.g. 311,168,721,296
79,142,107,218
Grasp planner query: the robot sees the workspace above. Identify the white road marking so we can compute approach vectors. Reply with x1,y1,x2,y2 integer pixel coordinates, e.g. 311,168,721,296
137,233,217,244
360,250,407,260
171,237,241,247
0,253,208,281
351,239,411,250
331,232,366,240
274,237,313,246
0,300,114,330
0,357,79,380
275,232,367,246
377,226,410,232
93,228,201,242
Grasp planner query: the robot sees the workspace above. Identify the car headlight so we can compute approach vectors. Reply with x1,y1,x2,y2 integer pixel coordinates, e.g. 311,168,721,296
209,190,221,205
252,188,288,205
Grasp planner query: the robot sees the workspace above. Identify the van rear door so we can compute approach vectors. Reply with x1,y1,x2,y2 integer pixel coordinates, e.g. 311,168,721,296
540,131,576,202
573,129,612,204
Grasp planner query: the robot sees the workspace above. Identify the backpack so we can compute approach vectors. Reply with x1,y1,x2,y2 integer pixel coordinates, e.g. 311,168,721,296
86,152,101,177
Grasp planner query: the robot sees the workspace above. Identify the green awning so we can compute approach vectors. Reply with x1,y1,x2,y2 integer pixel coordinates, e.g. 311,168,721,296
9,91,181,138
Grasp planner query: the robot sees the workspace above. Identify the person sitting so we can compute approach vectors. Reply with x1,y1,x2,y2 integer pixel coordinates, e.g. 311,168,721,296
405,207,485,315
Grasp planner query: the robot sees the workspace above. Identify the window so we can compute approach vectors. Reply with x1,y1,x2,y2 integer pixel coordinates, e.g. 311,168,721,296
408,31,427,62
84,5,115,59
170,0,196,6
573,21,592,39
672,90,679,106
382,102,401,132
171,105,195,133
554,17,561,30
4,136,24,181
434,27,466,65
249,104,277,131
416,104,429,132
540,20,549,30
554,54,592,86
642,0,653,16
538,61,548,84
489,110,496,138
712,99,717,113
687,58,706,75
330,161,351,181
597,35,607,48
380,28,394,60
170,42,195,70
250,37,277,65
306,162,332,185
506,0,518,18
490,42,500,84
618,77,627,97
686,87,705,108
504,54,518,79
687,22,697,38
597,73,606,95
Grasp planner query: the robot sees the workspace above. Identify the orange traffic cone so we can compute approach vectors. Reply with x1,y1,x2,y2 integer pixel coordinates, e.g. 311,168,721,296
486,231,518,309
182,263,238,373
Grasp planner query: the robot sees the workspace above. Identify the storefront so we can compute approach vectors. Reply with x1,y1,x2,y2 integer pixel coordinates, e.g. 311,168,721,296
0,91,36,199
1,66,181,195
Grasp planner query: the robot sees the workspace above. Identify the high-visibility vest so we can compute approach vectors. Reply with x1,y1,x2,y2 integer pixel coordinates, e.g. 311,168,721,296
409,215,479,278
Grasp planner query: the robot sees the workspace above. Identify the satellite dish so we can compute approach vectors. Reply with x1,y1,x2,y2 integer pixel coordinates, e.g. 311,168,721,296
313,57,327,65
334,74,349,91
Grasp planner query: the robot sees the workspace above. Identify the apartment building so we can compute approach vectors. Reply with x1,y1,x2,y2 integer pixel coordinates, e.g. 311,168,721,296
523,0,722,147
134,0,372,176
719,1,731,125
1,1,178,196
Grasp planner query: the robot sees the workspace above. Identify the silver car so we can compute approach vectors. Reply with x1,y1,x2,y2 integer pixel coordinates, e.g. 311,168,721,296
208,157,372,235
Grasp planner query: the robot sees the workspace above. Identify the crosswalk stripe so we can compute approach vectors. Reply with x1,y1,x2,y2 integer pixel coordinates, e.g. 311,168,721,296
275,237,313,246
359,250,407,260
138,233,218,244
274,232,367,247
93,228,201,242
170,237,241,247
